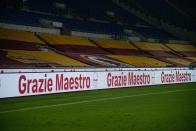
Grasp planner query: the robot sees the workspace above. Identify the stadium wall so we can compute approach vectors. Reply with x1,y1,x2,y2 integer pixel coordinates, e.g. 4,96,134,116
0,68,195,98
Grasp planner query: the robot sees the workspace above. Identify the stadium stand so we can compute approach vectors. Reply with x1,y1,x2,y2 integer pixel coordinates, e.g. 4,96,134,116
186,57,196,61
5,50,87,67
165,57,192,66
93,38,146,56
0,28,43,43
0,50,24,66
0,1,177,40
132,41,193,66
39,33,106,54
0,28,88,67
38,33,130,67
107,55,171,67
165,43,196,57
132,41,176,57
93,38,173,67
0,0,195,68
0,28,44,50
0,8,126,36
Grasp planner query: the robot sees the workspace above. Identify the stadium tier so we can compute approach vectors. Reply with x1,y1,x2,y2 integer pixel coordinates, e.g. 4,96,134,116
0,8,126,36
0,29,88,67
0,28,43,44
39,33,131,67
132,41,194,66
132,41,176,57
0,3,177,40
165,57,192,66
0,28,194,67
93,38,146,56
165,43,196,57
186,57,196,61
0,28,44,50
92,38,172,66
5,50,87,67
24,0,195,32
39,33,106,54
107,55,171,67
0,50,24,66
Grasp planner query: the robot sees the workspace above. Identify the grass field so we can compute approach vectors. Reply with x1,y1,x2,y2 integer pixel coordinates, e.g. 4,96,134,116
0,83,196,131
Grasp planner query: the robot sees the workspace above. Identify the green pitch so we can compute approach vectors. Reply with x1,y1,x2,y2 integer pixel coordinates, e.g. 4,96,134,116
0,83,196,131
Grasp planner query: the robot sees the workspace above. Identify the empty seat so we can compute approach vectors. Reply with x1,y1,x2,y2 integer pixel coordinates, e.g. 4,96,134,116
166,43,196,52
165,57,191,66
5,50,88,67
133,42,176,57
0,50,24,66
0,28,44,50
0,28,44,44
134,42,170,51
133,42,194,66
39,33,106,54
39,33,94,46
94,39,136,49
0,29,90,67
93,38,145,55
107,55,171,67
165,43,196,56
186,57,196,61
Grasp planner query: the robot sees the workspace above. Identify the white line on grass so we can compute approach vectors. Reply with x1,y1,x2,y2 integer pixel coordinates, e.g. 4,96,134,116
0,88,196,114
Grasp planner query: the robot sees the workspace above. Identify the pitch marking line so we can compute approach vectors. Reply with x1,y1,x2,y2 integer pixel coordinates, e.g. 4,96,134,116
0,88,196,114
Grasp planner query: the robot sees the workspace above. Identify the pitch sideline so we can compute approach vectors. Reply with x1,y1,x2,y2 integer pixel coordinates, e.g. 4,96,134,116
0,88,196,114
